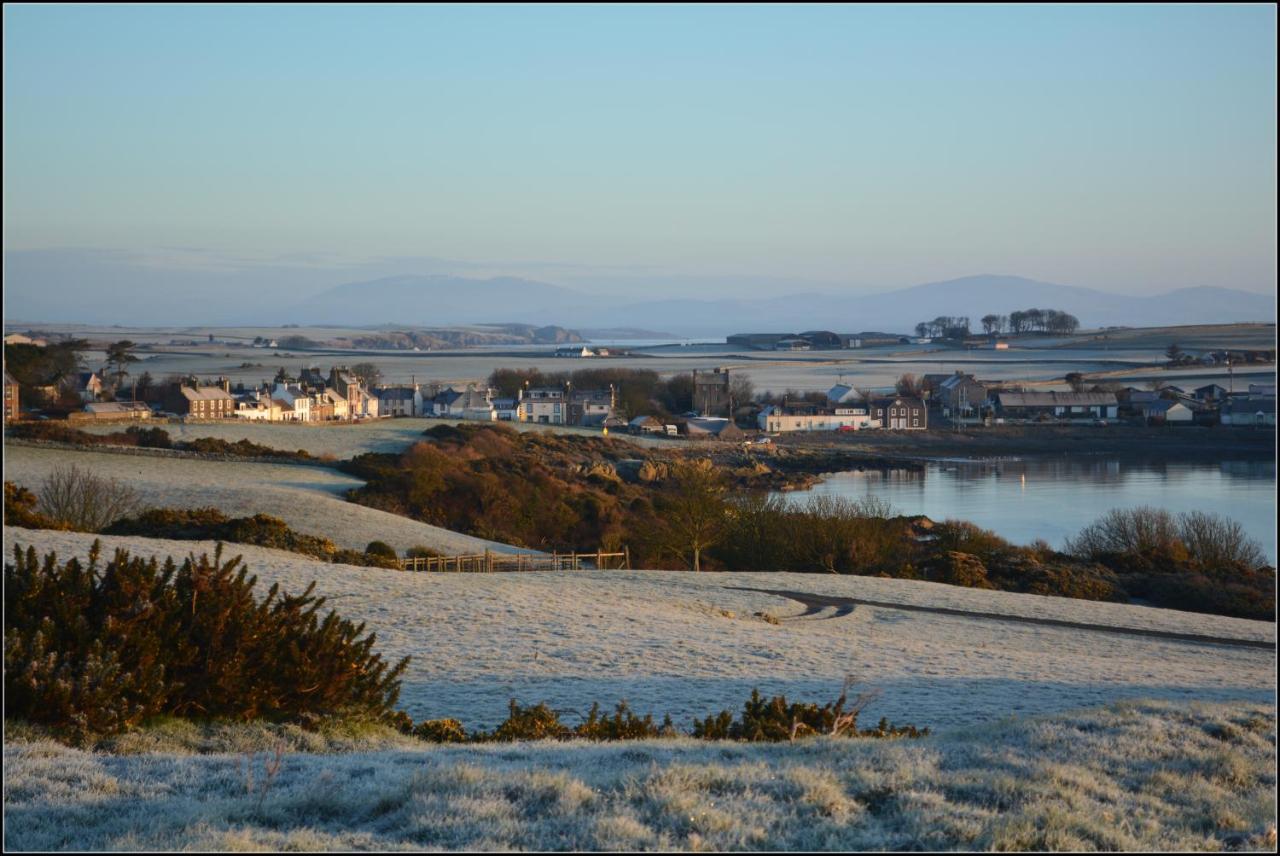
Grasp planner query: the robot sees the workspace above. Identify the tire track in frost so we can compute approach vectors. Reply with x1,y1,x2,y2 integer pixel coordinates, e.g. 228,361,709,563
728,587,1276,651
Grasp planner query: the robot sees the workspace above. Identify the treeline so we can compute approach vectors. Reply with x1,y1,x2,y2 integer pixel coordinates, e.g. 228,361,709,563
912,309,1080,339
982,309,1079,336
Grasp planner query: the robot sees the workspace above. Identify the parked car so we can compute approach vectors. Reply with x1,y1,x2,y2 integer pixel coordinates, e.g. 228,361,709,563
837,425,857,433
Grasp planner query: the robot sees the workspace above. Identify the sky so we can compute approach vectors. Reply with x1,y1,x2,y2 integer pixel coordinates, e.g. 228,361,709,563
2,3,1277,307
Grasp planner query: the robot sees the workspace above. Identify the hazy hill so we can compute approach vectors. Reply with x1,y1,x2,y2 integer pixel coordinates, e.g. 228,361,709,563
5,251,1272,335
286,274,609,327
607,276,1276,336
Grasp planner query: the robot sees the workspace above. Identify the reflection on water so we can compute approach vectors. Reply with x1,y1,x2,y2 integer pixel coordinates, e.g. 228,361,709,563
777,459,1277,563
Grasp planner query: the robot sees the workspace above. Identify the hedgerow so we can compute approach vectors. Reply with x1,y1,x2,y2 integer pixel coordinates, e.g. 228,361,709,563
5,421,315,461
101,507,400,568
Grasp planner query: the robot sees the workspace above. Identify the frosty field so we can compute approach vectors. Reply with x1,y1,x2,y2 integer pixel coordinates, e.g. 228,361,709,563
6,528,1274,732
4,527,1276,851
5,700,1276,850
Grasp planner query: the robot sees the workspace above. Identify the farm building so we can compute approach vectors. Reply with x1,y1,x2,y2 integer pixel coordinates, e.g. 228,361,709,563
70,401,154,423
1221,396,1276,427
683,417,744,440
995,391,1118,422
628,415,664,435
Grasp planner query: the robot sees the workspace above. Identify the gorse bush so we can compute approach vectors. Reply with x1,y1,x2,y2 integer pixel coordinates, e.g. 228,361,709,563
365,541,397,559
692,686,928,742
395,694,916,744
4,543,408,740
3,482,70,531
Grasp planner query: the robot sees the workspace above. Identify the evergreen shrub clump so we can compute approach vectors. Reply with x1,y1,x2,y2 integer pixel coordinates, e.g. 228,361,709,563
4,543,408,740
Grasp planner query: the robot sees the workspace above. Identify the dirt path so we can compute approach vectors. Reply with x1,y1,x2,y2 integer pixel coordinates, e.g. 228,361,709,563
730,586,1276,651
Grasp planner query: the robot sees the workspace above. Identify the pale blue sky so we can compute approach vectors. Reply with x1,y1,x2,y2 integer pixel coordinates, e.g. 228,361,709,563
3,3,1276,297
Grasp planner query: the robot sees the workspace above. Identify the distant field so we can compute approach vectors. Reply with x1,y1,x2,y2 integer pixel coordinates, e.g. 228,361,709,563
20,321,1271,395
7,528,1273,731
2,446,526,555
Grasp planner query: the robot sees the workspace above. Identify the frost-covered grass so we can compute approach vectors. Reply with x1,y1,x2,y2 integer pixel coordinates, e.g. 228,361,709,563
2,445,526,555
5,700,1276,851
6,528,1274,733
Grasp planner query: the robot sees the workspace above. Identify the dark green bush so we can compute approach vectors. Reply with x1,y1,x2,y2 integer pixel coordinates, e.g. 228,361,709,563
405,545,441,559
365,541,397,558
574,702,676,741
3,482,70,530
486,700,572,741
124,426,173,448
692,687,928,742
412,718,468,743
4,542,408,740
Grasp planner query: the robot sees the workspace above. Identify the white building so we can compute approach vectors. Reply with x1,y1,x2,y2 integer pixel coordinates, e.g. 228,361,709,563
758,405,876,433
521,387,567,424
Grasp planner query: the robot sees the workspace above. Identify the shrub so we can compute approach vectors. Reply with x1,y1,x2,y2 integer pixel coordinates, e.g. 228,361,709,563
574,702,676,741
365,541,397,559
412,718,468,743
3,482,70,530
37,464,145,531
692,685,928,742
1065,507,1183,563
486,700,572,741
124,426,173,449
405,545,441,559
1176,510,1267,571
4,543,409,740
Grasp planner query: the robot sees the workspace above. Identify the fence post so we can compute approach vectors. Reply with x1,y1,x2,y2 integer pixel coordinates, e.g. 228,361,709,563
552,550,558,571
485,548,492,572
625,545,631,570
596,548,601,570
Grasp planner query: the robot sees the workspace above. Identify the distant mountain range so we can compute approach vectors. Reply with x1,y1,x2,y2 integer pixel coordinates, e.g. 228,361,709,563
4,249,1273,335
288,273,1275,337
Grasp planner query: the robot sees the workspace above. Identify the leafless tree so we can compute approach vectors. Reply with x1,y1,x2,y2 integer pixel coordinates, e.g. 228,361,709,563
658,459,728,572
38,464,145,531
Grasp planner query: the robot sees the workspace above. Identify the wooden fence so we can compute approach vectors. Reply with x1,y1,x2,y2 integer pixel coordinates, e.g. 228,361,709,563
398,547,630,573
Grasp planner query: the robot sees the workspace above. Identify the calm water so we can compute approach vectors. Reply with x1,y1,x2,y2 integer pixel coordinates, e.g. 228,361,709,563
778,458,1277,564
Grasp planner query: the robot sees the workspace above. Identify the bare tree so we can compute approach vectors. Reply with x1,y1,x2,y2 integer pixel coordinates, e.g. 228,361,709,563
351,362,383,387
658,459,728,572
895,373,923,397
728,373,755,415
38,464,145,531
